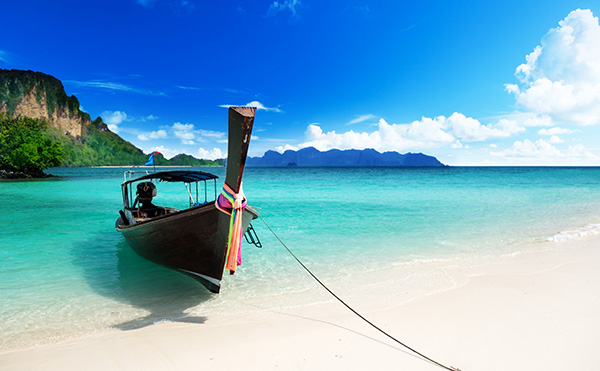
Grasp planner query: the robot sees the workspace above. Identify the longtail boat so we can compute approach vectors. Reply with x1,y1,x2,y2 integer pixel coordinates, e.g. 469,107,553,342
115,107,259,293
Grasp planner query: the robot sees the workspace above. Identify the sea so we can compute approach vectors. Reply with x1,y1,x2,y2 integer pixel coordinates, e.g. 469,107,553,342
1,166,600,351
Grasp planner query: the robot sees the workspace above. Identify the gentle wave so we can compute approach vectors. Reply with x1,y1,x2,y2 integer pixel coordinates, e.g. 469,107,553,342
548,224,600,242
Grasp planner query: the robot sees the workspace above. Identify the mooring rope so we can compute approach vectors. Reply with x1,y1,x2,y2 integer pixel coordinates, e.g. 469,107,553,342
255,211,461,371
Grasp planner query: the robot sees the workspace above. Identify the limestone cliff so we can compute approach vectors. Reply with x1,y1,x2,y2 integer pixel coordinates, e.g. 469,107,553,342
12,86,90,137
0,69,89,137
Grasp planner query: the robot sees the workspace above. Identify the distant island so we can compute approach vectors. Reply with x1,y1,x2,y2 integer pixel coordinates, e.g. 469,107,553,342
247,147,446,167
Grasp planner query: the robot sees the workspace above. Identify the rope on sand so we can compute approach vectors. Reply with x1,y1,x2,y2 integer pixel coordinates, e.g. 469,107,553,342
256,211,462,371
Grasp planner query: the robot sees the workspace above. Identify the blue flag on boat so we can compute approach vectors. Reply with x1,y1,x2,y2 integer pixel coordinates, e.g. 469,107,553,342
144,152,161,166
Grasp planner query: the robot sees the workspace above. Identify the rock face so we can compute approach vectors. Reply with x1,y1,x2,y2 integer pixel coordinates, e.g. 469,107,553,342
0,69,90,138
11,87,85,137
246,147,446,167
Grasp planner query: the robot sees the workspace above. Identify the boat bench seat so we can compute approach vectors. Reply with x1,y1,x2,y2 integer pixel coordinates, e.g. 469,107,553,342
134,207,168,220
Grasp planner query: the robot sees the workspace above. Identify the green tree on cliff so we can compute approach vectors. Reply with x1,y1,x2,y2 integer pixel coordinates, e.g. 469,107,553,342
0,115,64,176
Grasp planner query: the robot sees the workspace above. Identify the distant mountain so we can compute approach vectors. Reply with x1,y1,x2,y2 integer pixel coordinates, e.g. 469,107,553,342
247,147,446,167
0,69,221,167
159,153,224,166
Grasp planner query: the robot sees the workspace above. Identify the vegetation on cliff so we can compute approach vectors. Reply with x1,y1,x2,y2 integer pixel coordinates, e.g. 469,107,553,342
0,69,222,174
0,115,64,177
152,153,224,166
44,123,148,167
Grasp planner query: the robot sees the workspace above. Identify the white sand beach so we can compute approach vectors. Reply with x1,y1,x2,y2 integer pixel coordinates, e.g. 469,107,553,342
1,234,599,371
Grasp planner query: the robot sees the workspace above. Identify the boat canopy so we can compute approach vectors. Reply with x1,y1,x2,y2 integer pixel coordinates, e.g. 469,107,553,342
123,170,219,185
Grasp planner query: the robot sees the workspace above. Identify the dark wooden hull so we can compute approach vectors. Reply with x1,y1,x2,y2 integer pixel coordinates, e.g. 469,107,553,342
115,107,257,293
116,204,257,293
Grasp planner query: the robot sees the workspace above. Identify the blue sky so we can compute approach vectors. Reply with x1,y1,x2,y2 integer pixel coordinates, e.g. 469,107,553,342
2,0,600,165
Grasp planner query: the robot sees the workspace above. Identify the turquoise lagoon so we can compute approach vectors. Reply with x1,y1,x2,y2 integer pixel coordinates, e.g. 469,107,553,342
1,166,599,350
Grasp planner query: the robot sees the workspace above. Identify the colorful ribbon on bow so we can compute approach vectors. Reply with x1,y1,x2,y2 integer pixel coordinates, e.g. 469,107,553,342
215,183,247,274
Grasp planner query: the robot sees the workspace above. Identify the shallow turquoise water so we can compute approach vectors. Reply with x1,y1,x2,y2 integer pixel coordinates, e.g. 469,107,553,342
1,166,599,349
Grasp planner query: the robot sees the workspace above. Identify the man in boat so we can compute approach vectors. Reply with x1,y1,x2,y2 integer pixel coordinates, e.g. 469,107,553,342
136,182,163,218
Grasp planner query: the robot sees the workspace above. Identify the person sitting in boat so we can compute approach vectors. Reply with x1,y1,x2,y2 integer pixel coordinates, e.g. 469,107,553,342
135,182,162,218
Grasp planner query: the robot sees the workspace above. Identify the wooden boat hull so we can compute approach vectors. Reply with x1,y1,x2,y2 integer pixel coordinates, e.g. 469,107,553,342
116,203,257,293
115,107,257,293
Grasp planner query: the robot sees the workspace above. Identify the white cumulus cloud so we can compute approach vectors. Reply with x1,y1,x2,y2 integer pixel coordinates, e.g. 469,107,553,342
141,114,158,121
168,123,226,144
101,110,130,133
523,114,554,127
506,9,600,126
197,148,225,160
447,113,524,141
197,129,226,139
137,130,167,141
490,139,598,165
538,127,574,135
548,135,564,144
297,113,524,153
101,110,128,125
172,122,194,131
172,122,196,142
